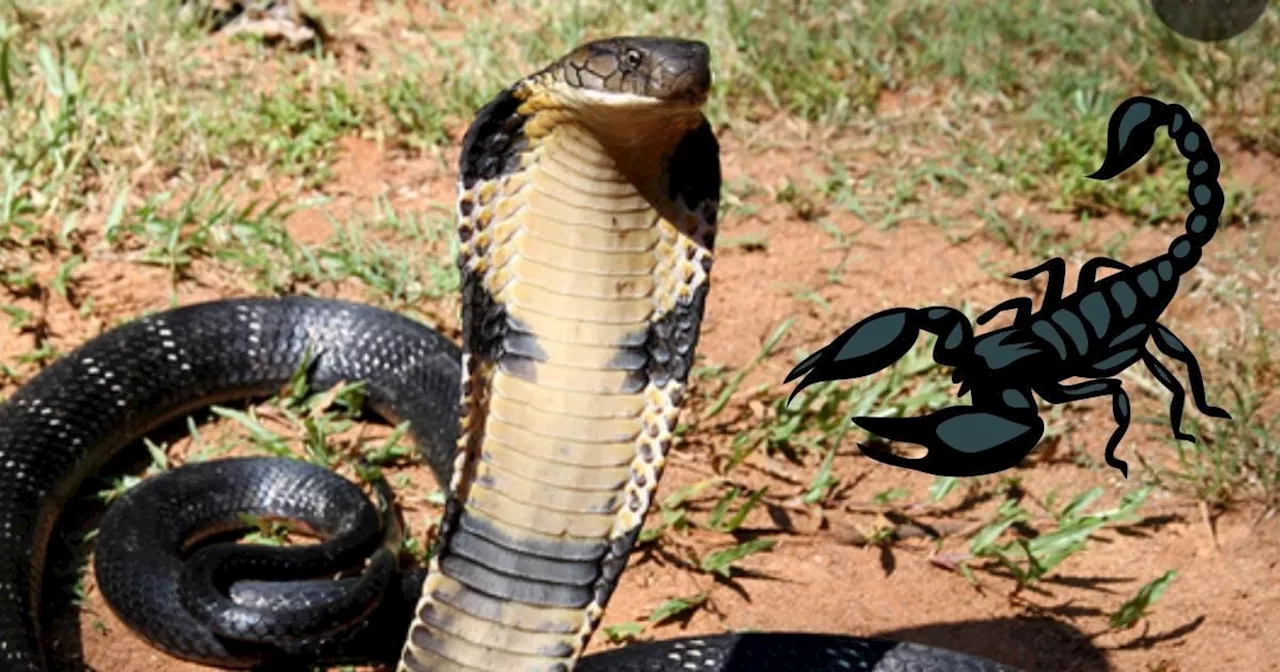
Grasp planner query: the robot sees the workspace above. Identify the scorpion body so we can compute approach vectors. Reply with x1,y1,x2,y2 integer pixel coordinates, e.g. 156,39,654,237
786,96,1231,478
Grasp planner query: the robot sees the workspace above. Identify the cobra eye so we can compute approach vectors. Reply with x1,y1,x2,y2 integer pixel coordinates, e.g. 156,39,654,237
622,48,643,69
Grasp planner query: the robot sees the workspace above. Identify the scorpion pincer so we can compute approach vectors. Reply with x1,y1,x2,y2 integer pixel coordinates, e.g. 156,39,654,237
785,96,1232,479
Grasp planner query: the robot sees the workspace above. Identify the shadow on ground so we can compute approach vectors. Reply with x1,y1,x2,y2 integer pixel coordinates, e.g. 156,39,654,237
874,617,1112,672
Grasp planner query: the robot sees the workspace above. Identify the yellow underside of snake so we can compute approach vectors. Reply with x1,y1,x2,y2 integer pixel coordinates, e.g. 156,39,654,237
395,37,721,671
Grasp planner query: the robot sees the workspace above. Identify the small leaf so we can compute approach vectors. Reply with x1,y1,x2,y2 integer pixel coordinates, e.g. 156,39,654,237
704,318,794,420
649,593,708,624
804,447,838,505
1110,570,1177,630
872,487,909,505
103,185,130,244
662,477,721,510
210,406,287,454
700,538,776,577
969,517,1020,556
1058,486,1104,522
929,476,958,502
0,38,14,105
36,44,62,97
51,255,82,299
286,345,317,403
638,522,667,543
142,438,169,471
707,486,738,530
365,421,412,463
721,486,768,532
602,622,644,642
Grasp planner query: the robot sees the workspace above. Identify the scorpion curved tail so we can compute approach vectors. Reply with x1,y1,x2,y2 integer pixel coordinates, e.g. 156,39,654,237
1087,96,1224,274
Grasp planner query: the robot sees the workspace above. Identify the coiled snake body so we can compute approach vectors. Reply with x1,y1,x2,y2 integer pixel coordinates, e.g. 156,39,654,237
0,37,1013,672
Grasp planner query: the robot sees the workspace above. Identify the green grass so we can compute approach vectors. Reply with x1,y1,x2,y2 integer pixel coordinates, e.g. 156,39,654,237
5,0,1278,661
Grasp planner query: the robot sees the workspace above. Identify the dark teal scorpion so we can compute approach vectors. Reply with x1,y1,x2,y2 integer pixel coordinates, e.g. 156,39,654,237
787,96,1232,478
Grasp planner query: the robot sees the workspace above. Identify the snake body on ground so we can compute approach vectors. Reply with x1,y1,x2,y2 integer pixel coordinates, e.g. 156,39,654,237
0,37,1017,672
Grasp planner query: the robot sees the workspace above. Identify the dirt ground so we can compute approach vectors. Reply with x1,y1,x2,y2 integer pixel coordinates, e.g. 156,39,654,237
3,3,1279,672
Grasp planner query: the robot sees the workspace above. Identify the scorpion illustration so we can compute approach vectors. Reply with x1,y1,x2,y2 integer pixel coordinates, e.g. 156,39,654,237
785,96,1232,479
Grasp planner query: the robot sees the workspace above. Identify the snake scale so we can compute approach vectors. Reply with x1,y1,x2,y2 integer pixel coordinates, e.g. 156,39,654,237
0,37,1015,672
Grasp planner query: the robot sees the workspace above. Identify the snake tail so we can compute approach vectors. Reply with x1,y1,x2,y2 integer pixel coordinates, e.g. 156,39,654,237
396,37,720,672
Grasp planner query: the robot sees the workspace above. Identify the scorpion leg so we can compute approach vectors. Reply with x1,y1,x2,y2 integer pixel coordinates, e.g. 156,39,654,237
1077,257,1130,290
1035,379,1133,478
977,257,1066,326
854,385,1045,478
1141,349,1195,443
1151,323,1232,420
1009,257,1067,306
976,297,1034,326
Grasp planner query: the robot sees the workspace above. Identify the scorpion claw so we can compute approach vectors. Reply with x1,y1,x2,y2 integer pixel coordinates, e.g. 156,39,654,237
784,308,920,406
852,407,1045,477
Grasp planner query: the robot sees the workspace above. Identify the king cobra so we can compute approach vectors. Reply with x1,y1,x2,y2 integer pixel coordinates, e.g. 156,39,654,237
0,37,1015,671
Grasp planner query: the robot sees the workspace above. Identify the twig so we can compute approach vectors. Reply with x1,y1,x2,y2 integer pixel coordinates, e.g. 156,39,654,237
745,456,805,485
1199,501,1220,552
843,503,909,514
954,517,997,539
1251,505,1275,533
668,450,718,477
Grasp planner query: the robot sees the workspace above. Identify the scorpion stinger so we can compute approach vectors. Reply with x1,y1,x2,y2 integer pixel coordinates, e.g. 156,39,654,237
786,95,1232,479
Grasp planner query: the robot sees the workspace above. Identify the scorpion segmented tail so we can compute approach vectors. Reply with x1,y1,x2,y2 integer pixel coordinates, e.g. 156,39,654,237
1088,96,1224,275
